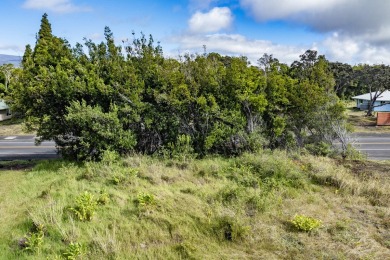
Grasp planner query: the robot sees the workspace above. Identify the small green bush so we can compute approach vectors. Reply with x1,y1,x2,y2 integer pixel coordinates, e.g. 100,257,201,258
291,214,322,232
97,189,110,205
22,230,44,254
20,221,45,254
62,242,84,260
136,192,156,208
305,141,332,157
70,191,97,221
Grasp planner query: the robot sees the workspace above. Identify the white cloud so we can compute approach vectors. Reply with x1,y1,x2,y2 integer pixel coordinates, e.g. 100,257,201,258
23,0,91,13
0,44,24,56
188,7,233,34
170,33,308,65
321,34,390,65
239,0,390,42
237,0,390,64
240,0,346,21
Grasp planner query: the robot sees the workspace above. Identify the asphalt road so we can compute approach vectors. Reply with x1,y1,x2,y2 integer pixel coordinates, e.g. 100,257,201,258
0,135,58,160
352,133,390,160
0,134,389,161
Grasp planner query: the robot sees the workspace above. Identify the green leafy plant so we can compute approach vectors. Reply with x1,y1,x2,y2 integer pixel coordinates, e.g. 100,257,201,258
97,189,110,205
22,230,44,254
305,141,332,156
70,191,97,221
291,214,322,232
62,242,84,260
137,192,155,207
136,192,156,214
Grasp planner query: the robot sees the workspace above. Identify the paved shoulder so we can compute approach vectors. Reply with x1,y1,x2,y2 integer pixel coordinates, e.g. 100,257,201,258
0,135,58,161
352,132,390,160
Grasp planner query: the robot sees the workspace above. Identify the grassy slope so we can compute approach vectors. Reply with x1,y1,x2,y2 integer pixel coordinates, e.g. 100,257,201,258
0,152,389,259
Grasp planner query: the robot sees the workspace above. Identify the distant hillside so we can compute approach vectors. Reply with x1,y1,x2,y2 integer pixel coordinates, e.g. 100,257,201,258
0,54,21,67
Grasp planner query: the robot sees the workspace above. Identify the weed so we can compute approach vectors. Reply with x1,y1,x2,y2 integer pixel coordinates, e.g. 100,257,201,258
62,242,84,259
100,150,120,165
97,189,110,205
21,230,44,254
70,191,97,221
136,192,156,209
290,214,322,232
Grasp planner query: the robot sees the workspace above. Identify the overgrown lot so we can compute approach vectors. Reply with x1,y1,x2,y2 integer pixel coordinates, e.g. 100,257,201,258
0,151,389,259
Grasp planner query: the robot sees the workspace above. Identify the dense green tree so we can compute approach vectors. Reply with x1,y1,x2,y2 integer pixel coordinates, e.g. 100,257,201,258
8,15,349,161
287,50,342,147
329,62,354,97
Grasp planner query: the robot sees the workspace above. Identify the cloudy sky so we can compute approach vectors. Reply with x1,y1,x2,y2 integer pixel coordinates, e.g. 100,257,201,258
1,0,390,65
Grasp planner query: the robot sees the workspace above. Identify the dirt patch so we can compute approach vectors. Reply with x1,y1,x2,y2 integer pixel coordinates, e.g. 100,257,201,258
342,160,390,181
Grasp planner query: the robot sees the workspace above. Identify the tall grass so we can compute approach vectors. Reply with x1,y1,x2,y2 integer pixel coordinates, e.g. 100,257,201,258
0,151,389,259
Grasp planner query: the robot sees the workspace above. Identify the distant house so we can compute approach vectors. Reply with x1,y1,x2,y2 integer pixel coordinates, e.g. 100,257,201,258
352,90,390,112
0,100,11,121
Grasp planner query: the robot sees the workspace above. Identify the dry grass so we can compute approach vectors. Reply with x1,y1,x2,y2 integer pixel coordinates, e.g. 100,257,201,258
0,118,34,136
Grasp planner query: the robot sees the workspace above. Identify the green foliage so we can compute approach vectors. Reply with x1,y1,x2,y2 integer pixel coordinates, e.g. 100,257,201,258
211,214,249,241
344,144,366,160
110,167,138,185
60,101,136,161
62,242,84,260
166,134,195,161
70,191,97,221
9,14,348,161
291,214,322,232
22,230,44,254
136,192,156,208
305,141,332,156
97,189,110,205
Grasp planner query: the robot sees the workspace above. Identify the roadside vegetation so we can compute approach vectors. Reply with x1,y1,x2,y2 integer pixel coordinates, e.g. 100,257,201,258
1,152,389,259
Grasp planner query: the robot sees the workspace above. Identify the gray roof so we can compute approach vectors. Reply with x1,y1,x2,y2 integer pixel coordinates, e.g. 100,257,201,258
0,100,9,110
352,90,390,101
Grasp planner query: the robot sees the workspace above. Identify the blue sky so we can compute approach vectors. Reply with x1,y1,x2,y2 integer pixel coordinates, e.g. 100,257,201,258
1,0,390,65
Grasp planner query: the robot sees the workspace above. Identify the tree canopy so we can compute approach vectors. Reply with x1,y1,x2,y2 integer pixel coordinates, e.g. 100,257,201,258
9,14,352,161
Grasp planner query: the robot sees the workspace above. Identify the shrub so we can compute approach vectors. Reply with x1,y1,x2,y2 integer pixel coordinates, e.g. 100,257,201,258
20,221,45,254
305,141,332,156
21,230,44,254
97,189,110,205
136,192,157,215
136,192,156,208
291,214,322,232
344,144,366,160
58,101,136,161
62,242,84,260
70,191,97,221
168,134,195,162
